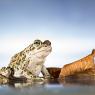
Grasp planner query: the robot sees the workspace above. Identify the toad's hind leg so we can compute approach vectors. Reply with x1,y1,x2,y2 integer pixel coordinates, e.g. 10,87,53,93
21,70,44,82
20,68,33,79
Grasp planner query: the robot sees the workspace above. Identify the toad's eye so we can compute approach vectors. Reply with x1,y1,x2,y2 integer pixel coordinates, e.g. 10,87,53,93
33,39,42,46
34,41,40,44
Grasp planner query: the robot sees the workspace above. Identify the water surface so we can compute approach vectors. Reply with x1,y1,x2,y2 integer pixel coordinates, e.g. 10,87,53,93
0,77,95,95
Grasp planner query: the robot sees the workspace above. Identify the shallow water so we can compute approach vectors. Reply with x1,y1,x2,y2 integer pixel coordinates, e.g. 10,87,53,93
0,78,95,95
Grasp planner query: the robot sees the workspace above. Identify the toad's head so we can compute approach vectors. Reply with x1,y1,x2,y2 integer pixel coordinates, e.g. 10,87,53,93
28,39,52,59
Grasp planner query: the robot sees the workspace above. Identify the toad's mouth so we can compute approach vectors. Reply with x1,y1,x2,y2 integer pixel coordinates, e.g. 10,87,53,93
32,47,52,56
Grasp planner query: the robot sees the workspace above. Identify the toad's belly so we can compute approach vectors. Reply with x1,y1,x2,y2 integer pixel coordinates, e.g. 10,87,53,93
28,64,42,76
14,69,23,77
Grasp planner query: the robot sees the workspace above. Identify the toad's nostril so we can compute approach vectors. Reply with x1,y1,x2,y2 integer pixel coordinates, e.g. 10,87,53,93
43,40,51,46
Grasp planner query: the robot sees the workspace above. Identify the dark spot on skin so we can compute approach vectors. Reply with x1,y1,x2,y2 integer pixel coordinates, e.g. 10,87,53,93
24,64,26,67
28,72,32,75
22,55,26,61
30,47,35,51
21,71,24,74
37,46,42,50
20,52,23,56
16,67,19,70
12,59,16,62
25,50,29,52
14,54,18,58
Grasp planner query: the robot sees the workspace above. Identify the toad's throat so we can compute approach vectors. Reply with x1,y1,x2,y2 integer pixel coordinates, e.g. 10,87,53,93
31,47,52,56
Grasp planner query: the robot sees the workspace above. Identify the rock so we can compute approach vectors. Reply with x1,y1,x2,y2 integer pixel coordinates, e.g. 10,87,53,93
47,67,61,78
59,49,95,78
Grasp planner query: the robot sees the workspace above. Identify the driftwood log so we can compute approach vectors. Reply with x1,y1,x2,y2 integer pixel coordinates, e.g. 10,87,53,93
59,49,95,78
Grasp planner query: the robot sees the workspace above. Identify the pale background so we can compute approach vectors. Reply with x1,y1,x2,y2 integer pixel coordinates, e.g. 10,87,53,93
0,0,95,68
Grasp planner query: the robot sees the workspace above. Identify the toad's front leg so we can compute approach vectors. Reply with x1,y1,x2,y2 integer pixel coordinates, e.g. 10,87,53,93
41,65,51,79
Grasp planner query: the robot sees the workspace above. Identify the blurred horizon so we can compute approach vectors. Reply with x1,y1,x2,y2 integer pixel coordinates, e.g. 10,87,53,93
0,0,95,67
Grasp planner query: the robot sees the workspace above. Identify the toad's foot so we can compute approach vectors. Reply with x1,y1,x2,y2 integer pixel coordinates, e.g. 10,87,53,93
0,74,9,84
26,76,44,83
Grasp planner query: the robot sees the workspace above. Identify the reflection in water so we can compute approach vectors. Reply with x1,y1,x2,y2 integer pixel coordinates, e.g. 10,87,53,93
1,77,95,95
59,75,95,86
8,80,45,88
